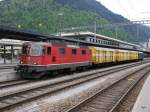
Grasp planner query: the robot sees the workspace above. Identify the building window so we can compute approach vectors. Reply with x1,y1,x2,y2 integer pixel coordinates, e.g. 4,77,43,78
106,41,108,45
72,49,77,55
99,40,101,44
89,38,91,42
101,40,104,44
93,39,95,43
96,39,98,43
59,48,65,55
110,41,112,45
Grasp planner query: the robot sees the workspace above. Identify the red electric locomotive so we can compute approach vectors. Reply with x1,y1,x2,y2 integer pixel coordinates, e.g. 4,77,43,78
16,41,91,78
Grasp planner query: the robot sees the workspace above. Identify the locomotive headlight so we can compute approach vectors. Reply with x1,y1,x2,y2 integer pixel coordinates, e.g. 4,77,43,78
33,62,38,65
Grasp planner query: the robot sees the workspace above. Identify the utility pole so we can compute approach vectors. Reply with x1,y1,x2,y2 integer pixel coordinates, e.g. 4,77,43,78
136,24,139,42
94,20,97,39
115,26,118,39
94,11,97,40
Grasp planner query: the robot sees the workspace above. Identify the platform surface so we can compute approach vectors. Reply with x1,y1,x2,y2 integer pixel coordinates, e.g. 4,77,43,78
132,73,150,112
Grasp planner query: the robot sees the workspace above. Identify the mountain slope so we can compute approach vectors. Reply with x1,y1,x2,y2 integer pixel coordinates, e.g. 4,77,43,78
56,0,150,42
0,0,149,42
56,0,128,23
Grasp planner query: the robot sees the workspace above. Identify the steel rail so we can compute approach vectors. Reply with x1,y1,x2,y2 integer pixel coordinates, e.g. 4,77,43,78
66,65,150,112
0,80,30,88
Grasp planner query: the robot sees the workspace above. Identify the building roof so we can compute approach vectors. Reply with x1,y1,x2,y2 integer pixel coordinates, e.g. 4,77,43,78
0,39,24,46
0,25,47,41
60,31,141,48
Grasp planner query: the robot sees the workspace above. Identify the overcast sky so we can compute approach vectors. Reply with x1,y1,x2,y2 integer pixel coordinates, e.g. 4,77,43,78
97,0,150,21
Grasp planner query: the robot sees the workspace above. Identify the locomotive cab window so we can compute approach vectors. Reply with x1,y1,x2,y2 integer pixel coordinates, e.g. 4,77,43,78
30,44,45,56
72,49,77,55
47,47,51,55
22,45,29,55
59,48,65,55
41,47,45,55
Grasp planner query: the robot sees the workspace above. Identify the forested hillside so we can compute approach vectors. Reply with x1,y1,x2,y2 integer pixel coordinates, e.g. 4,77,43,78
0,0,149,42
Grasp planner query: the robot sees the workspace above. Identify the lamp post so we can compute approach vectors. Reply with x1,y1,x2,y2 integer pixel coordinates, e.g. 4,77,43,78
17,24,21,28
136,24,139,42
58,13,64,37
115,26,118,39
39,23,42,27
94,20,97,39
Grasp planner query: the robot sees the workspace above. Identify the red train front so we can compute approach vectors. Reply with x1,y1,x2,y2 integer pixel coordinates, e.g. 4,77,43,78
16,41,91,78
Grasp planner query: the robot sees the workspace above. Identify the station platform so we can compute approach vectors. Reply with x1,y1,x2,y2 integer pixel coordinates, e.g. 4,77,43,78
132,73,150,112
0,64,20,82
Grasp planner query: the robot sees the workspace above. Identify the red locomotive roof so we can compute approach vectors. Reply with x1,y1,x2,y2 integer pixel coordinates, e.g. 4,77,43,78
23,40,88,48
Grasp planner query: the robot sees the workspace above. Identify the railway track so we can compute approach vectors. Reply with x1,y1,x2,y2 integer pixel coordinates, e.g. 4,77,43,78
0,61,146,90
0,61,146,97
66,64,150,112
0,61,145,89
0,80,30,88
0,61,149,111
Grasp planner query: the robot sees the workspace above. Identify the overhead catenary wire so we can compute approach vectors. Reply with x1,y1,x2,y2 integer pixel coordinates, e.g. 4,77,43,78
62,19,150,32
116,0,131,19
126,0,139,20
127,0,135,11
